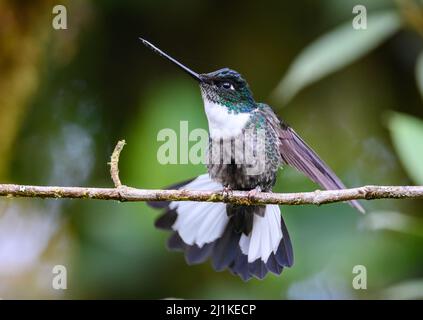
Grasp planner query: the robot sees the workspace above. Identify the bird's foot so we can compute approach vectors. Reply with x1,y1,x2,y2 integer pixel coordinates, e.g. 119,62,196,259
222,186,233,199
247,186,262,200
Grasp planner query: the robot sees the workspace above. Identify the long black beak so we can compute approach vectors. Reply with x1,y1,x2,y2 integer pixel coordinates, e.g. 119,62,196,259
139,38,202,82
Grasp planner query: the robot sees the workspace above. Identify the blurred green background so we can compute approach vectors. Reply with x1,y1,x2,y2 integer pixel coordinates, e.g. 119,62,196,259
0,0,422,299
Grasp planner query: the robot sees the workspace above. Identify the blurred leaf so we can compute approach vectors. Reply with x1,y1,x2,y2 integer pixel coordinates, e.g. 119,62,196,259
359,211,423,237
388,112,423,185
415,50,423,100
286,270,353,300
381,279,423,299
275,10,401,103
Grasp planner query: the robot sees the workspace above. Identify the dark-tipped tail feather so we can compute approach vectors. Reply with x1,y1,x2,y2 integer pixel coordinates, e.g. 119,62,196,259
152,202,293,281
148,174,293,281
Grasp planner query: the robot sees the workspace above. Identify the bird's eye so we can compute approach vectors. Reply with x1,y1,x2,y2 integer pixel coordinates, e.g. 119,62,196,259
221,82,235,90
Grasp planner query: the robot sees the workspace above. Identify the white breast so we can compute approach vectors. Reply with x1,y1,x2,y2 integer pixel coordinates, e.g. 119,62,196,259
202,98,250,139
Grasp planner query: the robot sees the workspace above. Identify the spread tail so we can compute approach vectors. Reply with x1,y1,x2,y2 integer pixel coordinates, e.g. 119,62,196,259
149,174,293,281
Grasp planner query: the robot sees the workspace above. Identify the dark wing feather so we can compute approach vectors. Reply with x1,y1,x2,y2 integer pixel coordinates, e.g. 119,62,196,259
258,104,364,213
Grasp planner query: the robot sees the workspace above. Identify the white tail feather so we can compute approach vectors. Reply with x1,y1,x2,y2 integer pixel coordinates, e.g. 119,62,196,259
170,174,283,262
170,174,228,247
239,205,282,263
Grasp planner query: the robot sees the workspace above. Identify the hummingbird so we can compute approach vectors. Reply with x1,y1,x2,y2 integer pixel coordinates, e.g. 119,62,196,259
140,38,364,281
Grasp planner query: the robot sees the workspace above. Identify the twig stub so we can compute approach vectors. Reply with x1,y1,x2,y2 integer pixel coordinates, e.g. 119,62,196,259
109,140,126,188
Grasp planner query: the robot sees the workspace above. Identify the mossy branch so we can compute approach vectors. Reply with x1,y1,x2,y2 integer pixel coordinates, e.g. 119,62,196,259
0,140,422,207
0,183,422,206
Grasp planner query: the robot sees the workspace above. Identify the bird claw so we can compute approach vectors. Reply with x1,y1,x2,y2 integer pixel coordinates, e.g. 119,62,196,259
222,186,233,199
247,186,262,200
